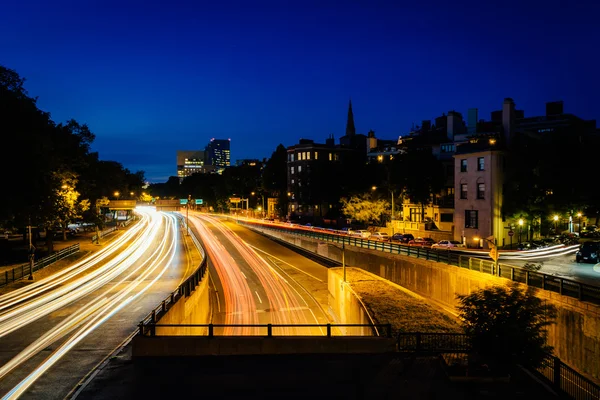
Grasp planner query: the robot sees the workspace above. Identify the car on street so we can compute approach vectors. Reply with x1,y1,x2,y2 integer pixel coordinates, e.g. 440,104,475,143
370,232,390,241
431,240,465,249
390,233,414,243
408,237,435,247
576,241,600,264
350,230,371,238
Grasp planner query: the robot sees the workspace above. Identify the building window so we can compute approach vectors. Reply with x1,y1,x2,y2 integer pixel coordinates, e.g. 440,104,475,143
291,167,295,175
447,187,455,196
291,179,294,184
477,157,485,171
409,208,421,222
460,159,467,172
298,166,302,172
460,184,467,199
329,153,332,161
441,144,455,153
440,213,453,223
307,152,311,160
291,154,294,162
314,152,318,160
465,210,478,229
477,183,485,199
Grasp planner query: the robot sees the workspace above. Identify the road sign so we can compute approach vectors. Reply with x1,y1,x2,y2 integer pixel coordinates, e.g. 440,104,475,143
180,199,188,205
195,199,203,205
489,246,499,262
508,230,514,237
229,197,241,203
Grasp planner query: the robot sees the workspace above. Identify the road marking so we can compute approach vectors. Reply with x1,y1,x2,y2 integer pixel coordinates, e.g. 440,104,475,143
247,244,324,282
255,291,263,304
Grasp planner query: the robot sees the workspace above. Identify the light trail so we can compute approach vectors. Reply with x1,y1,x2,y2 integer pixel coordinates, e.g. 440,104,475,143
0,207,181,399
190,213,324,336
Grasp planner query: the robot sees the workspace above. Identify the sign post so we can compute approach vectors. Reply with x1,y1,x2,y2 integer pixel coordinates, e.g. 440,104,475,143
508,229,514,249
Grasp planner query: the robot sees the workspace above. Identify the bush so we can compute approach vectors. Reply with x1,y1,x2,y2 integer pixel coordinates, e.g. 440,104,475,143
457,284,556,374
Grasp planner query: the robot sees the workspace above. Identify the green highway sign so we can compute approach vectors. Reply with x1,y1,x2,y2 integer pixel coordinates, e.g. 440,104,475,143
180,199,188,205
195,199,203,205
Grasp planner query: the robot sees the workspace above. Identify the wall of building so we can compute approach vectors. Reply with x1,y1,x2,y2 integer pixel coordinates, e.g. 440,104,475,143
247,225,600,384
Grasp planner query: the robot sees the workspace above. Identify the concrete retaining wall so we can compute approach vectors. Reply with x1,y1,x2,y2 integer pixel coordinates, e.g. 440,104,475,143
249,224,600,383
154,275,210,336
328,269,377,336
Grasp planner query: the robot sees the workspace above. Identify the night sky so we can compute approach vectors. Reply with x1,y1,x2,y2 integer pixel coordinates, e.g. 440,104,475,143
2,0,599,182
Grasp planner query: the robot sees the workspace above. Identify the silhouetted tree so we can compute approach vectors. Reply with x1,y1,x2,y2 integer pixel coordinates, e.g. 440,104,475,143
457,284,556,374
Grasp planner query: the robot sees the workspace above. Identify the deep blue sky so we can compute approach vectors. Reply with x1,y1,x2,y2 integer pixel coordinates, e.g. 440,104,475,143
2,0,599,182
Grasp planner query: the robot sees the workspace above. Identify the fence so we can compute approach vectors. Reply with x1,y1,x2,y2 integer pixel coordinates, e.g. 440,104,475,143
237,220,600,305
139,323,393,338
397,332,600,400
0,244,80,287
91,226,117,243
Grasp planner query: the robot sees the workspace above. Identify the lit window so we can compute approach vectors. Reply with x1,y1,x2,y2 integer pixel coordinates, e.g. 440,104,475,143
298,166,302,172
291,167,295,174
307,152,311,160
329,153,332,161
315,152,318,159
291,179,294,184
477,183,485,199
477,157,485,171
460,159,467,172
460,184,467,199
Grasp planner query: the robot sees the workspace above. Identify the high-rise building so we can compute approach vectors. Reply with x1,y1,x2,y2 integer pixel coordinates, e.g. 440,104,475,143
176,150,206,180
205,138,231,175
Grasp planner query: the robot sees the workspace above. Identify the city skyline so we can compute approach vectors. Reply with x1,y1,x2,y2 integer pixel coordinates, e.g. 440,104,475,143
2,0,599,182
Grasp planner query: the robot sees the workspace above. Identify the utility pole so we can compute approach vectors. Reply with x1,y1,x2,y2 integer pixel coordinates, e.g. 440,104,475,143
27,217,35,280
342,241,346,283
186,194,191,235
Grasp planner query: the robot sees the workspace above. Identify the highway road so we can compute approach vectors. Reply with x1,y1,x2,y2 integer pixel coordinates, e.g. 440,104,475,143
188,213,332,336
0,207,192,399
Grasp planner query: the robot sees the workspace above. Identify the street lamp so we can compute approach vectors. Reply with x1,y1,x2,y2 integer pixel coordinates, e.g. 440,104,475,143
518,218,524,245
114,191,120,199
553,214,559,234
577,212,582,235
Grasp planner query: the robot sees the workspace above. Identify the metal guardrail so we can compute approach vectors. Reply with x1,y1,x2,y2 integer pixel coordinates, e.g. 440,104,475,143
0,244,80,287
397,332,600,400
238,220,600,305
91,226,117,243
139,323,394,338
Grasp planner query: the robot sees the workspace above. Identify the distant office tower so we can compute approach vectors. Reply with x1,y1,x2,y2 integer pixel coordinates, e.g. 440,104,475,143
205,138,231,174
177,150,205,180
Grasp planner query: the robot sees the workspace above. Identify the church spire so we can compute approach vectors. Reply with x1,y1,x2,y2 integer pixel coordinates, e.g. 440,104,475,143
345,98,356,137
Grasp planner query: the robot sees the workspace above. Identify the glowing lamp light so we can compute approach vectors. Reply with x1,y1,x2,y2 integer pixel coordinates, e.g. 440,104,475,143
553,215,559,221
518,219,524,226
372,186,377,191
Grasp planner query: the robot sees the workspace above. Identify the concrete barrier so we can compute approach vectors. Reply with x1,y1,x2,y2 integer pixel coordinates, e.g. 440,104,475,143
133,336,396,357
247,224,600,384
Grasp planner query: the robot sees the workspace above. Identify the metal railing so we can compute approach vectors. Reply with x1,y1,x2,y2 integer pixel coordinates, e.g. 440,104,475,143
91,226,117,243
0,244,80,287
238,220,600,305
397,332,600,400
139,323,393,338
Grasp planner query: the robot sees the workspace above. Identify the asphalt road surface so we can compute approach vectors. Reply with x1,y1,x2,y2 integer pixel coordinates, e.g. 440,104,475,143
0,207,192,399
188,212,332,336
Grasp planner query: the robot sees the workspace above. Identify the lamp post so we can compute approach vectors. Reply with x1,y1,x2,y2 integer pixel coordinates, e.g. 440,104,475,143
518,218,524,245
186,194,191,235
553,214,559,235
577,212,582,235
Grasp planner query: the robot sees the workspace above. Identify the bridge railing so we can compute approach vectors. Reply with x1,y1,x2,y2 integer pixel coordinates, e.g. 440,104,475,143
139,323,393,338
236,220,600,305
0,244,80,287
397,332,600,400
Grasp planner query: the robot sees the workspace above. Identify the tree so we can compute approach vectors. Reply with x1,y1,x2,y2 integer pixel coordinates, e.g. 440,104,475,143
50,171,90,241
340,193,388,226
457,284,556,374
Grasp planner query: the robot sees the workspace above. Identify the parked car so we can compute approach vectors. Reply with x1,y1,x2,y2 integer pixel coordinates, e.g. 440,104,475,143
408,237,435,247
370,232,390,241
390,233,414,243
431,240,465,249
350,230,371,238
576,241,600,263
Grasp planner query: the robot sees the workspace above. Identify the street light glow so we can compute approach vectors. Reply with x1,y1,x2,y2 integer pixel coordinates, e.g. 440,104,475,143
518,219,523,226
577,212,582,218
553,215,559,221
372,186,377,191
